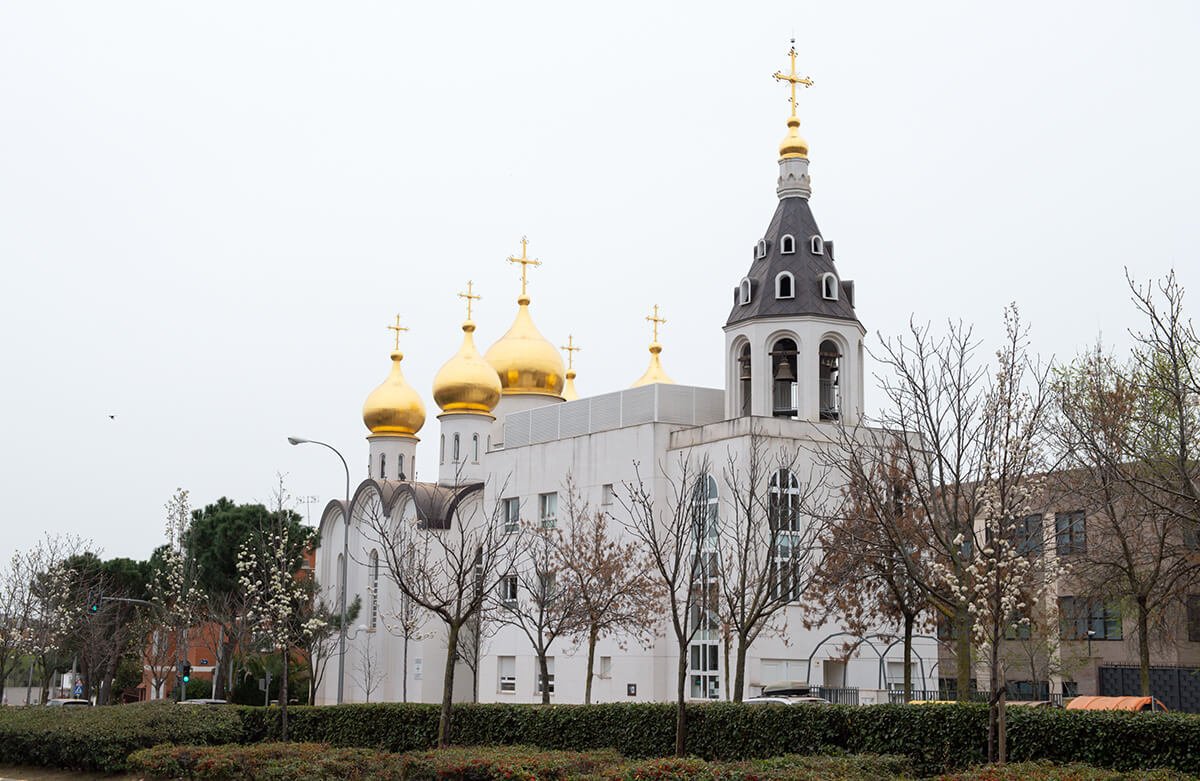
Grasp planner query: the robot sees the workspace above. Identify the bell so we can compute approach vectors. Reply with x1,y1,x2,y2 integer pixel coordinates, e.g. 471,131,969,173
774,359,796,382
739,358,752,381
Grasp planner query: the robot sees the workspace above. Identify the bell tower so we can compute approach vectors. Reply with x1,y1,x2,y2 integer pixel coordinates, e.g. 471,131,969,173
723,42,865,425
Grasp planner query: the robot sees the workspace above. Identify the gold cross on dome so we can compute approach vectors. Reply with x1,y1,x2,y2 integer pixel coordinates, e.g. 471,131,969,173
561,335,581,370
646,305,666,343
387,314,408,351
773,39,814,117
458,280,481,320
506,236,542,297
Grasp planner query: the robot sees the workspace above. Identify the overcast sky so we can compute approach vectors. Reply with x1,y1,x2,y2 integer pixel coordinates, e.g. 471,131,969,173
1,1,1196,566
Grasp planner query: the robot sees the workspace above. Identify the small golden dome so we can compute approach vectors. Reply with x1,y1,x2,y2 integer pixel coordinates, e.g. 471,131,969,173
562,369,579,401
484,296,565,397
433,321,502,416
779,115,809,159
632,343,675,387
362,350,426,438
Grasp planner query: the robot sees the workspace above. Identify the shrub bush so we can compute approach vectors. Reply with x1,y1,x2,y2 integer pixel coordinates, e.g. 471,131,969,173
0,700,243,773
936,760,1199,780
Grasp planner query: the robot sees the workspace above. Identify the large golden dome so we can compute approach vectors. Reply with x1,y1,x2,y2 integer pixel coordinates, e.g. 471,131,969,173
433,320,502,415
362,350,426,438
485,296,565,397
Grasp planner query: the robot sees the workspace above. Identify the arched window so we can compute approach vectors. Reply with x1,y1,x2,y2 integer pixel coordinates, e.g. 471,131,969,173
336,553,345,605
819,339,842,422
810,235,824,255
739,278,752,305
453,433,461,462
781,234,796,254
768,469,802,532
379,453,386,480
737,343,752,417
775,271,795,300
768,469,803,602
472,433,480,462
440,434,445,464
368,549,379,631
821,272,839,301
755,239,768,259
770,337,798,418
398,454,406,481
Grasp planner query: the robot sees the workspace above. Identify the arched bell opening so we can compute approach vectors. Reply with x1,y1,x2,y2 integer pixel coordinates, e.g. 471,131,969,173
738,343,752,417
770,337,799,419
819,339,841,421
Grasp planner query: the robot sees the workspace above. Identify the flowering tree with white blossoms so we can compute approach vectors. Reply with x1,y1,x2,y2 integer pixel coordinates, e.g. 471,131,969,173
236,479,317,740
143,489,205,700
20,534,87,703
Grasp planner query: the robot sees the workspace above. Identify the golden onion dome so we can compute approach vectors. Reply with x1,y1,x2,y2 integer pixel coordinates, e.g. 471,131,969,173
433,320,502,415
562,368,579,401
484,296,565,397
632,342,675,387
362,350,426,438
779,115,809,159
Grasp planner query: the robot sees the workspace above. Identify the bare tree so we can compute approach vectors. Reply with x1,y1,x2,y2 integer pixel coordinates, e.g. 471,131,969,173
555,478,660,704
0,552,34,704
619,454,708,757
353,630,386,703
299,587,358,705
361,483,518,746
716,428,830,701
457,598,495,703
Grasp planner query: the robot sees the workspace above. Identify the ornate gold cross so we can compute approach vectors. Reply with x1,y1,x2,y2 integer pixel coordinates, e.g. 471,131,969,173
387,314,408,351
773,40,814,117
646,305,666,343
458,280,481,320
506,236,542,297
561,334,581,370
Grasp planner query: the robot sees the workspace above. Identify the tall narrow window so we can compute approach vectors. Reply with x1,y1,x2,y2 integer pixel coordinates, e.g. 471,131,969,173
502,497,520,533
739,278,752,305
1055,511,1086,555
819,339,841,421
452,433,460,462
738,343,752,417
379,454,386,480
368,550,379,631
775,272,795,299
538,492,558,528
780,234,796,254
498,656,516,693
398,454,406,480
440,435,445,464
770,338,798,418
472,433,480,462
768,469,803,602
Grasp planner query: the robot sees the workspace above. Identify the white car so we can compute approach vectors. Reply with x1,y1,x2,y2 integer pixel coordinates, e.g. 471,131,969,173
45,698,91,707
743,695,832,705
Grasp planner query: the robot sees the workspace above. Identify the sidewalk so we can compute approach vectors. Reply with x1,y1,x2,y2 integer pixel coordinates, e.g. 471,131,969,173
0,767,138,781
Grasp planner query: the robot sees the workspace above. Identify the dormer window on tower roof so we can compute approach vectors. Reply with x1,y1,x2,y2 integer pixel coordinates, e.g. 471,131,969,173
775,271,794,300
820,272,839,301
780,234,795,254
755,239,767,259
738,278,752,305
810,235,824,255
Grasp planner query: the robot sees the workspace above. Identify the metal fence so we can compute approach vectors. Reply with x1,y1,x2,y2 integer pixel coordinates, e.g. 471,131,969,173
817,686,860,706
1100,665,1200,713
886,689,1064,707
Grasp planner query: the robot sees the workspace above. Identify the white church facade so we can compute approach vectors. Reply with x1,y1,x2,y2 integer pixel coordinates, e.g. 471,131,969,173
312,47,938,707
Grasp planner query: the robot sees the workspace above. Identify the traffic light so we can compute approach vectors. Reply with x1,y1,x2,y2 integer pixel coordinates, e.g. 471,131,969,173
88,592,102,614
181,662,191,684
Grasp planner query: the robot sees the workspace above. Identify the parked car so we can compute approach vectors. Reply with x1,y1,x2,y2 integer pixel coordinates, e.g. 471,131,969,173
45,698,91,707
744,680,831,705
743,695,832,705
177,698,229,706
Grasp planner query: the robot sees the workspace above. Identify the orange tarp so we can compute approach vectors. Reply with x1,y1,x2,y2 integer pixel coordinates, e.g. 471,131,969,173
1066,695,1168,712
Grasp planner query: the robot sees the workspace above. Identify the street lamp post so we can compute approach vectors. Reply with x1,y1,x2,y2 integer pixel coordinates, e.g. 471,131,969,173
288,436,351,705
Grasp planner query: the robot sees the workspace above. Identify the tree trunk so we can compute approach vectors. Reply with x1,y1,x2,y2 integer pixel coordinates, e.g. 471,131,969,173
733,634,749,703
955,608,972,702
722,628,731,701
997,688,1007,764
438,622,460,748
214,631,235,700
902,611,915,702
584,624,598,705
538,650,551,705
675,645,688,756
402,633,410,703
280,648,289,742
1137,598,1151,697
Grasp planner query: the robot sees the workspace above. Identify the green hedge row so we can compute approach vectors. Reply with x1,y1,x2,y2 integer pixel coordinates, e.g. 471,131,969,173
127,743,916,781
3,701,1200,776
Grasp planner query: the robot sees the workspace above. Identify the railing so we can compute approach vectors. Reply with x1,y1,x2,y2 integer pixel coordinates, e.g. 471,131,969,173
817,686,860,706
887,689,1064,707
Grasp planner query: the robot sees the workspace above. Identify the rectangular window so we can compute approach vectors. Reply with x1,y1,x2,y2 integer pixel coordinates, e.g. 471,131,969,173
500,574,518,605
599,656,612,678
1010,514,1044,556
688,642,719,699
537,571,556,601
1187,596,1200,643
601,483,615,506
1062,680,1078,698
770,535,801,602
537,657,555,695
538,492,558,529
1055,511,1086,556
498,656,516,693
1060,596,1122,640
502,497,520,533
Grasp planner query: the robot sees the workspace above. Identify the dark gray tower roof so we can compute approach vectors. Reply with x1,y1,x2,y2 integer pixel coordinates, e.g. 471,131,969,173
725,195,859,328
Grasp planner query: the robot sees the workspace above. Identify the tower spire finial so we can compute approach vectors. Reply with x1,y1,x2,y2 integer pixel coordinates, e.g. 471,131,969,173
458,280,481,321
561,334,581,371
387,314,408,352
506,236,542,299
773,39,814,119
645,304,666,344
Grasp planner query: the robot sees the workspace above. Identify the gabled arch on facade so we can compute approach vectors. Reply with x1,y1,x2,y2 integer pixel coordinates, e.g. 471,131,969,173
738,277,752,305
780,234,796,254
775,271,795,300
820,272,839,301
349,477,483,532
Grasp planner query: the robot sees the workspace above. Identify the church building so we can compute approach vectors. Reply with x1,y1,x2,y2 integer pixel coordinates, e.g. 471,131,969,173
313,46,937,706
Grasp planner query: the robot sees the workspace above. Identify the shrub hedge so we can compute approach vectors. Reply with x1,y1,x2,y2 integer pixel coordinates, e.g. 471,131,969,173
936,760,1199,780
128,743,915,780
4,700,1200,776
